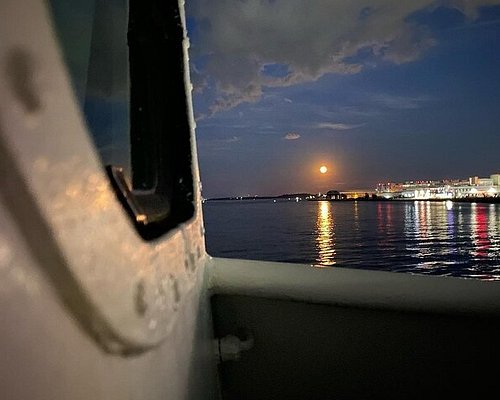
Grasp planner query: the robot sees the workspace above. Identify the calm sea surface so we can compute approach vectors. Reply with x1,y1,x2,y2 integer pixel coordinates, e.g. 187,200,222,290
203,199,500,280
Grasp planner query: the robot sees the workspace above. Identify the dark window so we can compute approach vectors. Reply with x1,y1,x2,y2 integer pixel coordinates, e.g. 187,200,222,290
49,0,194,240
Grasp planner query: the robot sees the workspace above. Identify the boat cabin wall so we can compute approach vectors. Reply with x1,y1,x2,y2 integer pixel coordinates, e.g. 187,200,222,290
0,0,219,399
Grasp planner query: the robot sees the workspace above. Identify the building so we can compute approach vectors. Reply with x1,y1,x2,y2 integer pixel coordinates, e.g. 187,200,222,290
377,174,500,200
326,190,343,200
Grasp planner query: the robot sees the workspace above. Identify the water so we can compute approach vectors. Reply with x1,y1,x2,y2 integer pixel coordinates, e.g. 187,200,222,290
203,199,500,280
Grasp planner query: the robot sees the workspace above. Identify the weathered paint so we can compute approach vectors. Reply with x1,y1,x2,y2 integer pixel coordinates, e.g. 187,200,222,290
0,0,219,398
0,0,206,351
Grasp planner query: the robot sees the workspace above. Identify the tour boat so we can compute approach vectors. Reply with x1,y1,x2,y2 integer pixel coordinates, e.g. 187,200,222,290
2,1,500,399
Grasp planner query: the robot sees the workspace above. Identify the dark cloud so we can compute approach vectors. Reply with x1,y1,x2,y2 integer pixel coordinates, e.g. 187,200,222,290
187,0,500,114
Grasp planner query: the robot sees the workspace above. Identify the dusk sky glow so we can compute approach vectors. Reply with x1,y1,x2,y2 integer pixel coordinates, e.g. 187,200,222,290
185,1,500,198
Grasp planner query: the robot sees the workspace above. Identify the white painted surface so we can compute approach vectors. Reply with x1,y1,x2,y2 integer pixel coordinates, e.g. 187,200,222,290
209,257,500,316
0,0,206,350
0,0,219,399
0,199,217,399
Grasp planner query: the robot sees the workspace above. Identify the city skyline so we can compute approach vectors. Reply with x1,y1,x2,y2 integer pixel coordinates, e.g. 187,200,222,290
202,171,500,199
186,1,500,198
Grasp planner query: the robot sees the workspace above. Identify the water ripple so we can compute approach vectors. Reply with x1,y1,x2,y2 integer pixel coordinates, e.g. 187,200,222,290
204,200,500,280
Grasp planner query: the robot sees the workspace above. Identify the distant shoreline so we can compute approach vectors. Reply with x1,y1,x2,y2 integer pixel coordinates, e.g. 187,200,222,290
309,197,500,204
204,193,314,201
204,196,500,204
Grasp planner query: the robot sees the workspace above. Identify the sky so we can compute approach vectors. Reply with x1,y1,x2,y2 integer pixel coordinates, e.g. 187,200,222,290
185,0,500,198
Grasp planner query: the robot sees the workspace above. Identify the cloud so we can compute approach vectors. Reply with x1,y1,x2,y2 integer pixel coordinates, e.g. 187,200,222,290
441,0,500,19
188,0,500,114
284,98,293,103
197,135,241,151
199,135,240,144
283,133,301,140
379,23,436,64
370,94,432,109
187,0,500,114
316,123,365,130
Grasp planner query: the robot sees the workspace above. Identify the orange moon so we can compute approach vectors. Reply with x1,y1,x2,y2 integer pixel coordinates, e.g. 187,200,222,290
319,165,328,174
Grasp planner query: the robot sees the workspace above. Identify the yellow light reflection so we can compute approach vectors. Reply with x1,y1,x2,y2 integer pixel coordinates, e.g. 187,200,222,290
316,201,336,266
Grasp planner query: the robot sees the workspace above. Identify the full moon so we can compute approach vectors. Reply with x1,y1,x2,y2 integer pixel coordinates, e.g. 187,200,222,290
319,165,328,174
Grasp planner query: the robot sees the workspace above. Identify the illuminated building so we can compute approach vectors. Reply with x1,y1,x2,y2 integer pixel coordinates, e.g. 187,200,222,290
377,174,500,200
